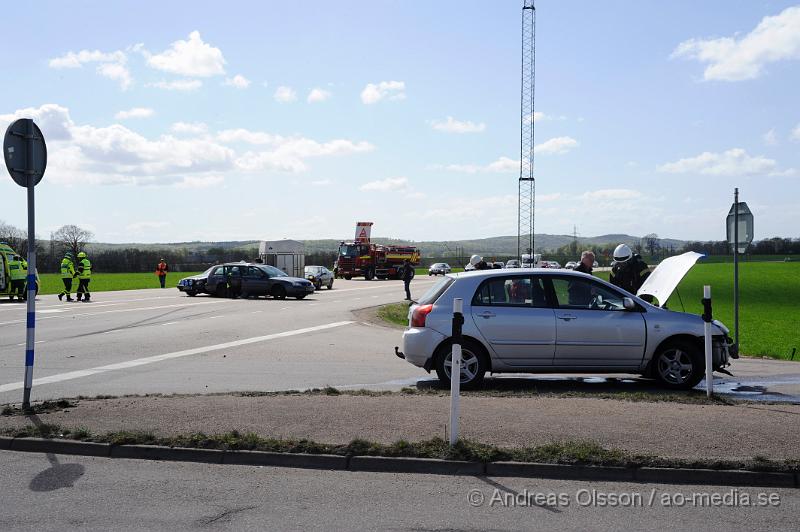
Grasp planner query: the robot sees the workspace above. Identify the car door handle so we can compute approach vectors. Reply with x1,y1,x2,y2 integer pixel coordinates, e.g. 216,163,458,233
557,314,578,321
478,311,496,319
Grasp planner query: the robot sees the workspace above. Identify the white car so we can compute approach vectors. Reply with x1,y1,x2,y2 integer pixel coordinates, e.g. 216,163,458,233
397,252,736,390
428,263,452,276
565,261,578,269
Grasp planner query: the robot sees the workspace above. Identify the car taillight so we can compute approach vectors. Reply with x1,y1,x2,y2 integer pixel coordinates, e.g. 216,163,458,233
411,304,433,327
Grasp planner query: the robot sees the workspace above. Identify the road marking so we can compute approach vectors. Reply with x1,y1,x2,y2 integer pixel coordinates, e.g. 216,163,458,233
103,329,123,334
0,295,180,314
162,322,178,326
0,300,231,327
251,310,263,314
0,321,355,393
14,340,46,347
208,315,223,319
371,295,379,298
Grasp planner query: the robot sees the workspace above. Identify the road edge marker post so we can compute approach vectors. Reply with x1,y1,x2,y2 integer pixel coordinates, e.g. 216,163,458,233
702,285,713,398
449,298,464,446
4,118,47,410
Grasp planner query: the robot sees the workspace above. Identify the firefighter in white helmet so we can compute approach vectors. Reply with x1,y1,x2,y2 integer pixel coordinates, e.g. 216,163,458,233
469,254,491,271
609,244,650,294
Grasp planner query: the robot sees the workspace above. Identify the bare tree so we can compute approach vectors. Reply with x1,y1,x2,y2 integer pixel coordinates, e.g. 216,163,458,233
0,220,27,254
642,233,660,258
53,224,94,258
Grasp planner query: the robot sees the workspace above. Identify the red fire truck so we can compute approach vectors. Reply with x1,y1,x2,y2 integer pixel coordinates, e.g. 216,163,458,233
335,222,421,280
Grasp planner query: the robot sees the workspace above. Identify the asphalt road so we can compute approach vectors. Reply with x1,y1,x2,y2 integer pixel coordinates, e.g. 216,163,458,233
1,278,798,404
0,278,439,404
1,451,797,531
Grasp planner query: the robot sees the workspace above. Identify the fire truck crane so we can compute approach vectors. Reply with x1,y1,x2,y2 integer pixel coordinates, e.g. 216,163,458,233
335,222,421,280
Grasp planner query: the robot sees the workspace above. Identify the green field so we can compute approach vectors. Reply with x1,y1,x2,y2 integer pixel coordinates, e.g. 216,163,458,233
33,272,203,295
597,262,799,359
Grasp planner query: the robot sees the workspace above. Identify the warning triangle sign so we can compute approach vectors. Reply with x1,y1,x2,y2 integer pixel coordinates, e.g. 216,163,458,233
359,228,368,239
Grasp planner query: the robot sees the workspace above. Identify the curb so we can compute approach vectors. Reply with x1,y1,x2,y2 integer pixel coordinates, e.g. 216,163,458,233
2,437,797,488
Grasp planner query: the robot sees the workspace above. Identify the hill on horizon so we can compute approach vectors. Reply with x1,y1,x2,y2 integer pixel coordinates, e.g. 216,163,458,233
85,233,687,257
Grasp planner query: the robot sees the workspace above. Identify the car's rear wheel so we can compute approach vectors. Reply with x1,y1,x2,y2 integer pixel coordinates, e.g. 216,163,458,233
434,340,487,390
295,294,306,300
365,268,375,281
653,340,704,390
271,285,287,300
344,275,352,280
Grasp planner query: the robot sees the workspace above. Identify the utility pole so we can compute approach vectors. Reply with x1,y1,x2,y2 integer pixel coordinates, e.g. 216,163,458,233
518,0,536,259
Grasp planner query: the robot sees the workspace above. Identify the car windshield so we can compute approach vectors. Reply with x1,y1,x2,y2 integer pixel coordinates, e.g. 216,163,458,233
201,266,215,276
432,263,444,268
339,245,361,258
305,266,323,274
261,265,287,277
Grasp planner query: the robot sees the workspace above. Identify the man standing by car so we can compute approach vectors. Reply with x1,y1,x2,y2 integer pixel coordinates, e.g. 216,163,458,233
402,259,414,300
155,258,169,288
609,244,650,294
574,250,595,275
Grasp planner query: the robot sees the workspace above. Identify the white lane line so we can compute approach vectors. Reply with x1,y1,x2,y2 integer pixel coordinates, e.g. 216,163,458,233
0,295,180,314
14,340,47,347
371,295,379,298
251,310,263,314
0,300,231,327
208,315,223,319
103,330,123,334
162,322,178,326
309,304,319,307
0,321,355,393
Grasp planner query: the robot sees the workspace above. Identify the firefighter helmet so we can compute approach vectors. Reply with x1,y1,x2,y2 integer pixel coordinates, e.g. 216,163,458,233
613,244,633,263
469,254,482,266
77,252,87,259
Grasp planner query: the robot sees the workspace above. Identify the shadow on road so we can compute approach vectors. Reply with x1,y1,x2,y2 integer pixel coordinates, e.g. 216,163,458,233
25,413,86,492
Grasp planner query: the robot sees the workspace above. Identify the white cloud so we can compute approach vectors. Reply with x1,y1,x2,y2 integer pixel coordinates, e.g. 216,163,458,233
173,176,225,189
274,86,297,103
360,177,409,192
0,103,74,140
538,193,562,202
441,156,518,174
429,116,486,133
307,88,332,103
224,74,250,89
658,148,778,177
217,129,278,144
148,79,203,91
671,6,800,81
146,31,226,77
525,112,566,123
126,221,168,232
311,179,333,186
534,136,579,154
791,124,800,142
581,189,643,201
115,107,154,120
48,49,126,69
97,62,132,90
235,135,374,173
360,80,405,104
171,121,208,135
763,129,778,146
48,49,130,89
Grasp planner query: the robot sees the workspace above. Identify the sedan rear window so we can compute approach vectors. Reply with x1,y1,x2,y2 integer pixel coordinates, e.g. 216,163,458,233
417,276,454,305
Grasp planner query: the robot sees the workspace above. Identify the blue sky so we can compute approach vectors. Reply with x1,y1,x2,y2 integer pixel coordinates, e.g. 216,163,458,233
1,0,798,244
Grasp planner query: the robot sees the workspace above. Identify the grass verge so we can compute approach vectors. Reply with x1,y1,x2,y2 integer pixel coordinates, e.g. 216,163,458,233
376,302,411,328
3,423,798,473
35,272,203,295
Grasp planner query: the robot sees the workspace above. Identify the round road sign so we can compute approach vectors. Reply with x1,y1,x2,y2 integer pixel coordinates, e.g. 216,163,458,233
4,118,47,187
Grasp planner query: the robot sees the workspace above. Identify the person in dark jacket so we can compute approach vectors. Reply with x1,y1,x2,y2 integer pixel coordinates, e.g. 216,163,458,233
573,250,595,275
402,260,414,300
609,244,650,294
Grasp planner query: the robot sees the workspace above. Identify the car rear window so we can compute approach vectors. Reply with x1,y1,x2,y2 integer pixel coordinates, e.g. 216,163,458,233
417,276,454,305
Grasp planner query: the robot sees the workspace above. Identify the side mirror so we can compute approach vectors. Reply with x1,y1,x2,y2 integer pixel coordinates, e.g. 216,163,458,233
623,297,636,310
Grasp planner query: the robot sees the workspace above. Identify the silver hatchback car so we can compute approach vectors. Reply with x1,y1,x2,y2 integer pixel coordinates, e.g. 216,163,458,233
399,253,736,390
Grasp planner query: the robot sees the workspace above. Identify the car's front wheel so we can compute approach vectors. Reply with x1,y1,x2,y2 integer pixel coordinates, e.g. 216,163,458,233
653,340,704,390
271,285,287,300
186,290,197,297
327,281,334,289
434,340,488,390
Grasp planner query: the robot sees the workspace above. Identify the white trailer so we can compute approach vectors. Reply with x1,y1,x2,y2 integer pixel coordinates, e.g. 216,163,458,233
259,239,305,278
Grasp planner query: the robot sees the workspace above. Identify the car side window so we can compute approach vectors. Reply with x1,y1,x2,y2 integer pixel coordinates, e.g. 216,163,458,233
212,266,224,276
248,266,266,278
550,277,626,311
472,276,548,308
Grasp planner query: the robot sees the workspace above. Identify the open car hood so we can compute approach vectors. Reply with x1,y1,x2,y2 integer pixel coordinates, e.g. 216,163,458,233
636,251,704,307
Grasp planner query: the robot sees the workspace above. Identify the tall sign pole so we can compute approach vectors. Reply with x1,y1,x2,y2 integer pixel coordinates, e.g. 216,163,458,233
733,188,739,347
4,118,47,410
726,189,753,351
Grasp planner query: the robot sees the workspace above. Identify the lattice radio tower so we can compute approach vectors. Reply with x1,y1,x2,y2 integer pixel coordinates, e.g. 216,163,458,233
518,0,536,259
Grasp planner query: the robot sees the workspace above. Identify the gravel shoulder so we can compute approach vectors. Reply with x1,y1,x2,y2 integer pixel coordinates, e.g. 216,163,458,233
2,393,798,461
